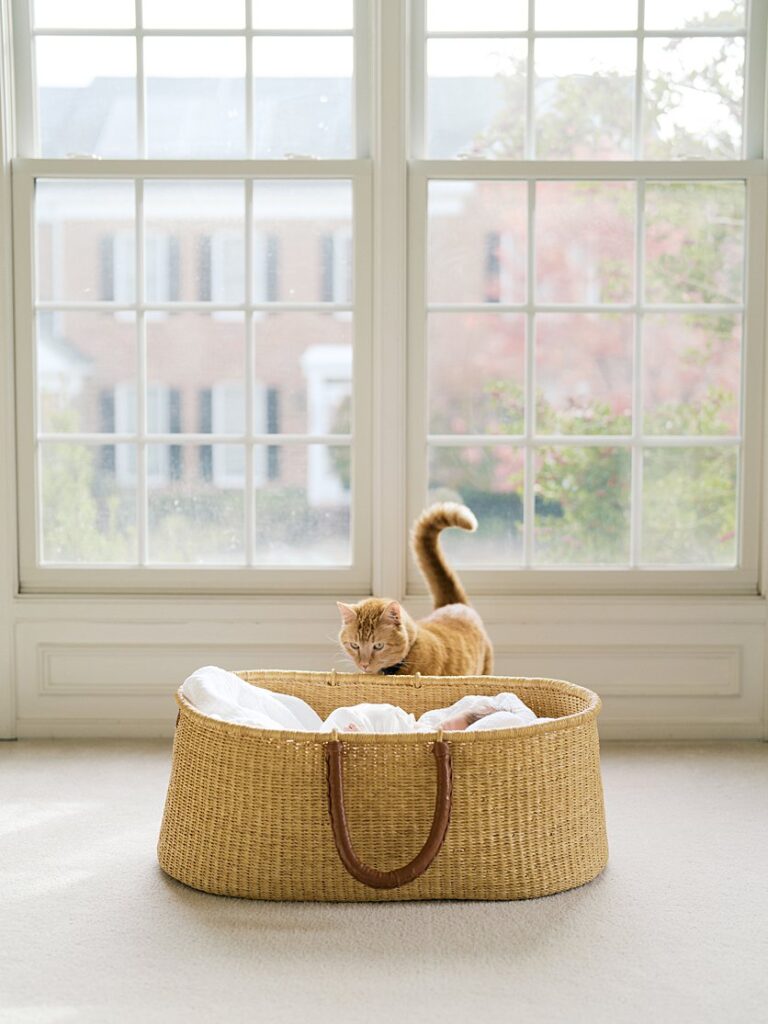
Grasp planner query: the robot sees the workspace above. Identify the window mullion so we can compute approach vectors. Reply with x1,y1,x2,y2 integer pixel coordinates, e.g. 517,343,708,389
374,0,409,598
11,0,34,156
630,178,646,568
244,177,255,566
135,177,148,565
634,0,645,160
524,179,535,566
134,0,145,158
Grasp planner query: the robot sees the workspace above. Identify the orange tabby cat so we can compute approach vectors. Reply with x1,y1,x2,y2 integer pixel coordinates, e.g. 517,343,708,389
337,503,493,676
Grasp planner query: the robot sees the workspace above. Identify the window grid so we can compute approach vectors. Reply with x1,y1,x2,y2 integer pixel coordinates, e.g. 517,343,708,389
9,0,767,595
28,171,359,569
23,1,359,161
409,2,763,584
419,173,748,570
416,0,750,161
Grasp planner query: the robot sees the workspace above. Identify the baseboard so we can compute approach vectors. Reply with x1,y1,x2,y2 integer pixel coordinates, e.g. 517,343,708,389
598,718,765,741
15,718,176,739
14,716,765,741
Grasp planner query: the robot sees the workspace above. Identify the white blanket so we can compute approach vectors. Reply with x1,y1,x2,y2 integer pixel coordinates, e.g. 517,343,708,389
181,666,554,734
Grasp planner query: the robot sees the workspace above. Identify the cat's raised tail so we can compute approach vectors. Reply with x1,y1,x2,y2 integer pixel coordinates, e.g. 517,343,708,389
411,502,477,609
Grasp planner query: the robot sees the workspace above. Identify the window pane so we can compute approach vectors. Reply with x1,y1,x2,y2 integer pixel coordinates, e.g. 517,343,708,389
145,38,246,158
253,446,351,565
37,312,137,435
643,314,741,436
252,0,353,29
427,39,527,158
147,445,246,564
143,0,245,28
644,182,745,305
36,180,135,302
643,38,744,159
428,446,524,564
536,181,635,303
253,181,353,303
535,39,635,159
147,315,246,435
428,181,527,304
36,38,136,158
40,443,137,563
642,447,738,564
253,37,353,158
427,0,527,31
644,0,745,30
34,0,134,28
535,314,633,435
254,314,352,435
143,181,245,304
534,447,631,564
428,312,525,435
536,0,636,30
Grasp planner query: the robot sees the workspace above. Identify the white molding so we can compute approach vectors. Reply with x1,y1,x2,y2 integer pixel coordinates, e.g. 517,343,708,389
36,643,340,697
16,718,177,739
30,639,743,700
490,644,742,697
11,595,766,738
597,718,764,741
371,0,408,600
13,158,371,178
13,716,764,741
0,0,17,738
409,160,768,179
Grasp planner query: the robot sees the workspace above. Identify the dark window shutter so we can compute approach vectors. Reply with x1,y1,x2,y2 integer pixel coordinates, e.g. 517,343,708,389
199,389,213,482
100,236,115,301
484,231,501,303
168,237,181,301
169,388,182,480
266,234,279,302
99,389,116,475
267,387,280,480
198,235,212,301
169,388,182,434
320,235,334,302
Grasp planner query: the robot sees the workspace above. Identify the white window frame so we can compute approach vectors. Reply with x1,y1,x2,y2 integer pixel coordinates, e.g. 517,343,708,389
5,0,768,600
10,0,373,595
405,0,768,596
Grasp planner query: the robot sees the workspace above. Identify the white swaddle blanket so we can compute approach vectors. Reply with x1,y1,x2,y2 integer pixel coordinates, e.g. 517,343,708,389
182,666,554,734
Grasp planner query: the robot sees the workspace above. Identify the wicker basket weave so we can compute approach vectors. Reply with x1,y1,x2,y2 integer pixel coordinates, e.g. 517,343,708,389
157,670,608,901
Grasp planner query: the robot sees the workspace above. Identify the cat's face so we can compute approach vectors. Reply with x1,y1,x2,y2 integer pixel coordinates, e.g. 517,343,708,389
337,599,409,673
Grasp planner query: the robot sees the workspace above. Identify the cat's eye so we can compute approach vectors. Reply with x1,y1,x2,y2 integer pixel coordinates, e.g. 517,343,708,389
349,642,359,649
373,642,384,650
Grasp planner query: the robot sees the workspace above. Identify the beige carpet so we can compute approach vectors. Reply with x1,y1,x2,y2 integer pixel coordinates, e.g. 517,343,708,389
1,740,766,1024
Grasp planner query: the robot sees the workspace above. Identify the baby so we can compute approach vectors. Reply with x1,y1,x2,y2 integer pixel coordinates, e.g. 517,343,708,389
342,703,498,733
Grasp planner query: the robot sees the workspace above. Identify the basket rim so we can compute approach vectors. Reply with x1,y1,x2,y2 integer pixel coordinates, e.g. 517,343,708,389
174,670,601,745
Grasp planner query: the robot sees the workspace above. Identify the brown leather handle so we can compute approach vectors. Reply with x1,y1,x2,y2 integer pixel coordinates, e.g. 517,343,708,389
325,739,452,890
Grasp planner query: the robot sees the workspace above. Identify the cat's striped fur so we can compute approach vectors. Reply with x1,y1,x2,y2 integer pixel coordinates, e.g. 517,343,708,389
337,503,493,676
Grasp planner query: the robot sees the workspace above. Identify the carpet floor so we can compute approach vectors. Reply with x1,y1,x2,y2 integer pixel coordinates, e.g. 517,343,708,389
0,740,766,1024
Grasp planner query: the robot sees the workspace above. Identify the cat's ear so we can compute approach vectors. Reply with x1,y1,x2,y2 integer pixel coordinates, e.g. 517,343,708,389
383,601,402,625
336,602,357,625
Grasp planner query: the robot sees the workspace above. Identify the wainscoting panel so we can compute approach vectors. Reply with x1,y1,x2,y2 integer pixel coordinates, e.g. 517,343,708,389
11,597,767,739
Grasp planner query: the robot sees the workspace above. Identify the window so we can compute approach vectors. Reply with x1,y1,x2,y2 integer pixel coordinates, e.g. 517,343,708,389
8,1,767,596
409,0,765,594
14,0,367,589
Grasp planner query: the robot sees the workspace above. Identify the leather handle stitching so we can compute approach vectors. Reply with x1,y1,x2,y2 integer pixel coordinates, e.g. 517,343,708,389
325,739,452,890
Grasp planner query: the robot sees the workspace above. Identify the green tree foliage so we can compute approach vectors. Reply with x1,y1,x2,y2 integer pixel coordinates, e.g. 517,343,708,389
41,411,135,563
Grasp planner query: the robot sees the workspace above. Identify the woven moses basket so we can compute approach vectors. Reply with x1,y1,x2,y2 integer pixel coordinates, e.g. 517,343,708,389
157,670,608,901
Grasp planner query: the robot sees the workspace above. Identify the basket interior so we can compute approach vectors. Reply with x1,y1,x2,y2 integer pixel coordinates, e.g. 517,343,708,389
234,670,597,722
